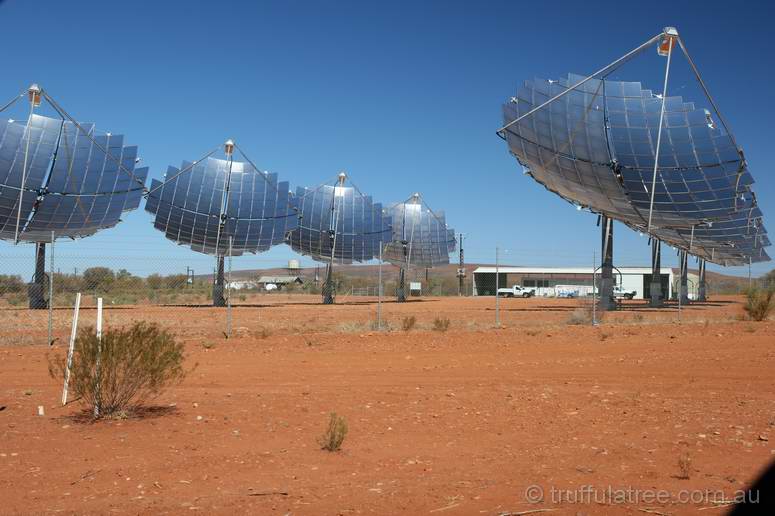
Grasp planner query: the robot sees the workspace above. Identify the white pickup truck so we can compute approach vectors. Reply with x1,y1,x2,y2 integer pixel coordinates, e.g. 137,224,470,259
497,285,536,298
612,285,636,300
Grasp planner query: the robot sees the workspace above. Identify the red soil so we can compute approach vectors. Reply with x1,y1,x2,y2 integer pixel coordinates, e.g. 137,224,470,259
1,295,773,515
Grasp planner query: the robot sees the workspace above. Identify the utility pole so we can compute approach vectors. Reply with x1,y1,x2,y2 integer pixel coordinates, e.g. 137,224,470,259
457,233,465,296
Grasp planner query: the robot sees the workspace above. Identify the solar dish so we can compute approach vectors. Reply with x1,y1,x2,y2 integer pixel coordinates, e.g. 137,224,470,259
0,116,147,242
383,194,455,268
0,85,148,309
287,175,390,264
499,35,769,266
287,173,391,303
145,141,297,305
145,157,295,256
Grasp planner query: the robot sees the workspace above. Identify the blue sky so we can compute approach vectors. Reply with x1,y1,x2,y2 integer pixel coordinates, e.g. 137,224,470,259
1,0,773,278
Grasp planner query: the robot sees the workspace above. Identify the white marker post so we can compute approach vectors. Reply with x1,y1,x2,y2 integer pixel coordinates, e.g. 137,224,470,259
61,292,82,406
94,297,103,418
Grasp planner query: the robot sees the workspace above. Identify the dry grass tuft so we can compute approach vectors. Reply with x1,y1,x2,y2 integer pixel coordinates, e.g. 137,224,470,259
432,317,451,332
318,412,348,452
401,316,417,332
337,321,365,333
567,307,593,325
677,453,692,479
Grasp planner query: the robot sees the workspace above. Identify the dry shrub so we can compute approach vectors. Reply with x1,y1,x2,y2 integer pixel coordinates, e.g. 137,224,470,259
401,316,417,331
337,321,364,333
318,412,348,452
432,317,450,332
677,453,692,479
49,321,187,419
370,320,394,332
567,307,592,325
743,288,775,321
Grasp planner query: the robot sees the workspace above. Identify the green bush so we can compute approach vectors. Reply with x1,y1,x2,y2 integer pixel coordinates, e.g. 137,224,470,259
743,288,775,321
49,321,187,418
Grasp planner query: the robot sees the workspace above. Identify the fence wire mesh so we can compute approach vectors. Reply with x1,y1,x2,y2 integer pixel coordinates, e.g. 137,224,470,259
0,239,475,346
2,238,769,347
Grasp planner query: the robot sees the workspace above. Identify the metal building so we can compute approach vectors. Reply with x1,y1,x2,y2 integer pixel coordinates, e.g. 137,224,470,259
472,266,674,300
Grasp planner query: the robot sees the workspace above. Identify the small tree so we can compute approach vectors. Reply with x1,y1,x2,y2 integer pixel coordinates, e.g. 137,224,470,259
146,274,164,290
49,322,187,418
163,274,188,290
82,267,115,292
0,274,25,294
763,269,775,287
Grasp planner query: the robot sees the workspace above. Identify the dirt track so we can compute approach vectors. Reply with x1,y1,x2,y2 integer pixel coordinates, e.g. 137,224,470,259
1,295,773,515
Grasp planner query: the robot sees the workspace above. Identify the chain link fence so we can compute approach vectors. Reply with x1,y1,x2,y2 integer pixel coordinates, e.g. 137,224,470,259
0,240,475,346
3,238,768,346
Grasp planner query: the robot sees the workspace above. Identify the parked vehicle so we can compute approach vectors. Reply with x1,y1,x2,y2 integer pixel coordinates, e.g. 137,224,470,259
497,285,536,298
613,285,636,300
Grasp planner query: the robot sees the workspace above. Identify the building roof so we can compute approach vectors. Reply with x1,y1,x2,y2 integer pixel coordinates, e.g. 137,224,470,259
257,275,303,284
473,266,673,275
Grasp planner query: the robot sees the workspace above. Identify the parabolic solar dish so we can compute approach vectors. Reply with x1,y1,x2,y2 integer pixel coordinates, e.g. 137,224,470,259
287,180,391,264
501,73,769,266
0,114,148,242
383,195,455,268
145,156,297,256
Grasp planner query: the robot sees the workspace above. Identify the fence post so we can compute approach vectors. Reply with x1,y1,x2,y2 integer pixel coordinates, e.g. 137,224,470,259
94,297,103,418
377,246,382,330
62,292,82,406
48,230,54,345
592,250,597,326
226,236,233,338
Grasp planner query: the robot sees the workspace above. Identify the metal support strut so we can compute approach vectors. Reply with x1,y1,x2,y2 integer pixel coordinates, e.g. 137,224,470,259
397,266,407,302
457,233,465,296
29,242,48,309
396,238,408,302
322,172,346,305
322,262,335,305
647,29,677,233
649,238,663,307
212,140,235,308
697,258,707,302
679,250,690,305
598,216,615,311
212,256,226,307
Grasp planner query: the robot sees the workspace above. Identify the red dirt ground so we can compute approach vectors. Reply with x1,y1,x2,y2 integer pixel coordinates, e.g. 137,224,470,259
1,295,773,515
